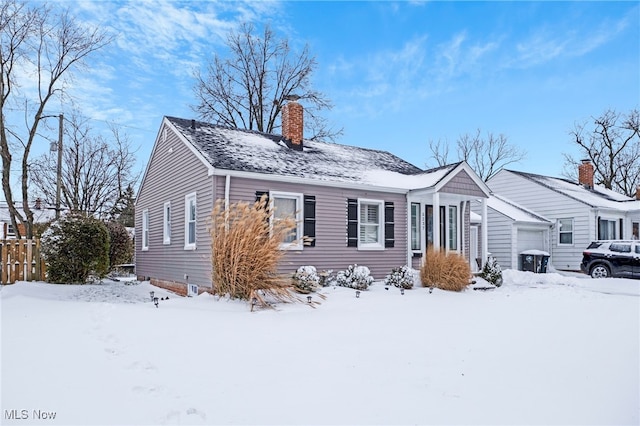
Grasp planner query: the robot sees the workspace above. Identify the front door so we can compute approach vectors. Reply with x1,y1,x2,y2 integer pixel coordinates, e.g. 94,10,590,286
426,205,446,249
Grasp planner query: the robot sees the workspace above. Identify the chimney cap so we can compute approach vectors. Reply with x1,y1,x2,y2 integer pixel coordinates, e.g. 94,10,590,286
283,94,301,102
581,159,591,164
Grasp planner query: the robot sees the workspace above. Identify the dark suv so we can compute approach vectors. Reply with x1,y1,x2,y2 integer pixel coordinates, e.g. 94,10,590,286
580,241,640,279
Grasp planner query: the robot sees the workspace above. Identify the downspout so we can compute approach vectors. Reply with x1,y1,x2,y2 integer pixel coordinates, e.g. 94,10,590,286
224,174,231,211
481,198,488,267
406,191,412,268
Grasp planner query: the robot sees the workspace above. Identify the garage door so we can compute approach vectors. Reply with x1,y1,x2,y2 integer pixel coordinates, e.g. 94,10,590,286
517,229,545,254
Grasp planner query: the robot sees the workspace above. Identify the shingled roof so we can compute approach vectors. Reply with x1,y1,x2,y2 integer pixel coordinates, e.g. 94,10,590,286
506,169,640,211
166,116,425,186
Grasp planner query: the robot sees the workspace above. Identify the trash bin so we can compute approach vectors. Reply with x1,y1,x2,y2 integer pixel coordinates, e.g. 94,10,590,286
520,250,550,273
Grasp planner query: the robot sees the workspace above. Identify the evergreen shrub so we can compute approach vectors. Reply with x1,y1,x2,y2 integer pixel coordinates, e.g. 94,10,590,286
41,214,110,283
335,264,374,290
384,265,415,289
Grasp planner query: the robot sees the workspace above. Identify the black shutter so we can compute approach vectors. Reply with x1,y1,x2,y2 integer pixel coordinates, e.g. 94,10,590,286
385,201,395,248
347,198,358,247
304,195,316,247
255,191,269,209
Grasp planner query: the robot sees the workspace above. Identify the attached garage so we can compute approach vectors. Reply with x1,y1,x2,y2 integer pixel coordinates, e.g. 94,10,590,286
473,195,552,270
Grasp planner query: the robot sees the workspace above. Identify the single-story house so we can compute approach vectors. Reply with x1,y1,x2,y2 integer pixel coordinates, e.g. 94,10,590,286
472,194,552,270
488,161,640,271
135,100,491,294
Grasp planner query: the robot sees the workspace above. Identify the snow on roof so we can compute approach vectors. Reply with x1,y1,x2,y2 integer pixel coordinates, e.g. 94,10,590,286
0,202,56,223
488,194,551,224
511,170,640,212
361,164,456,190
167,116,437,187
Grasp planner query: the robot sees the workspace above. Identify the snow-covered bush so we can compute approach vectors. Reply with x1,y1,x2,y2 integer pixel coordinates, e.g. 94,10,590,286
318,270,335,287
384,266,415,289
335,264,374,290
41,214,110,284
480,255,503,287
292,265,320,293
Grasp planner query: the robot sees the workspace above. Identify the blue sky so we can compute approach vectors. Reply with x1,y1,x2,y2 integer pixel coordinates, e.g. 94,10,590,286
30,1,640,187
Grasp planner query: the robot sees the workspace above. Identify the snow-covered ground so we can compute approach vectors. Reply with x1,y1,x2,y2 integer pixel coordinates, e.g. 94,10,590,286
1,270,638,425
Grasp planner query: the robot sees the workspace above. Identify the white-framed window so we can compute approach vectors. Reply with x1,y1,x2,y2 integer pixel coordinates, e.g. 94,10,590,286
598,218,616,240
163,201,171,245
411,203,421,251
271,191,303,250
142,209,149,251
558,218,573,245
359,199,384,250
184,192,196,250
448,205,458,250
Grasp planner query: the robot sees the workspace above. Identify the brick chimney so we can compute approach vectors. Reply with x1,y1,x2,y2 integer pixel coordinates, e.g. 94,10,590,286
35,198,42,210
281,99,303,151
636,185,640,200
578,159,594,189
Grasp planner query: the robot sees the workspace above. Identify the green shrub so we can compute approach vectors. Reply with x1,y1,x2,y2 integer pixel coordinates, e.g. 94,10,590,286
292,265,320,293
480,255,503,287
106,221,133,269
384,266,415,289
335,264,373,290
420,246,470,292
41,214,110,284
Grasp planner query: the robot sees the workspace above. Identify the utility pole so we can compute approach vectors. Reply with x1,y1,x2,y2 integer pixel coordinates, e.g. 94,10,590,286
56,114,63,219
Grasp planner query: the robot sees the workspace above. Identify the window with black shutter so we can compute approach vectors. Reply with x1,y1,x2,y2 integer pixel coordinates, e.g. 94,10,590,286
347,198,358,247
385,202,394,248
304,195,316,247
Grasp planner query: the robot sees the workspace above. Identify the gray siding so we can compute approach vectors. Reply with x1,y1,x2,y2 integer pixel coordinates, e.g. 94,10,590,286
441,170,486,197
489,170,592,270
136,124,215,287
219,176,408,279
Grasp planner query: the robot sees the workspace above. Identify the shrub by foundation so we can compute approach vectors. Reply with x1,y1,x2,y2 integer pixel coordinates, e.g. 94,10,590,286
384,265,415,289
210,197,299,307
335,264,373,290
420,246,470,292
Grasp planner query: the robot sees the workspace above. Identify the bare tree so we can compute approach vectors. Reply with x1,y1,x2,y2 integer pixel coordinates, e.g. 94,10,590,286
428,129,526,181
193,23,342,141
0,1,110,238
30,113,138,218
562,109,640,197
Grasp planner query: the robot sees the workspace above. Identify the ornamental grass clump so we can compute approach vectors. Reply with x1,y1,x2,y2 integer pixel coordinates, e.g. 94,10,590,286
420,246,471,292
211,197,299,307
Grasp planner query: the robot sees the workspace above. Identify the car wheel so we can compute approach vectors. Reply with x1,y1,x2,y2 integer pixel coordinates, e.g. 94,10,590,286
590,264,610,279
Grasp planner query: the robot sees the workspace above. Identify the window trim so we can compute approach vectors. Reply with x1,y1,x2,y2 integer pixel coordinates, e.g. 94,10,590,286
411,202,421,251
358,198,384,251
557,218,574,246
448,205,458,251
163,201,171,245
184,192,197,250
142,209,149,251
270,191,304,251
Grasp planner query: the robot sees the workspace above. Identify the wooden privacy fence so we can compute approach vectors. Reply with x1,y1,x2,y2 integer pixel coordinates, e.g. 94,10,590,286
1,239,46,284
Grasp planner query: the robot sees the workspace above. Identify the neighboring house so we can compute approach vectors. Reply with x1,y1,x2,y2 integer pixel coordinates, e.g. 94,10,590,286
0,199,55,239
488,161,640,271
472,194,552,270
135,100,491,294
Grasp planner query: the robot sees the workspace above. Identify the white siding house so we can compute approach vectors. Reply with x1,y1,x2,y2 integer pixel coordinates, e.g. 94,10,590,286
488,164,640,271
472,195,552,270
